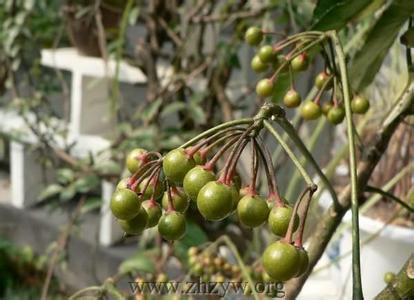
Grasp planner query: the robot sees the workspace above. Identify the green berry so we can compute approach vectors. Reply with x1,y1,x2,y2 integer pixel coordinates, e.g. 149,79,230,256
118,207,148,235
163,148,196,185
162,187,189,213
183,166,216,201
256,79,274,97
258,45,274,63
283,89,302,108
111,188,141,220
268,205,299,237
158,211,186,241
300,101,321,120
116,178,129,190
290,53,308,72
237,194,269,227
141,200,162,228
314,71,332,90
262,241,300,281
245,27,263,46
327,106,345,125
138,177,163,199
321,102,333,115
197,181,234,221
383,272,396,285
295,248,309,277
351,95,370,114
251,55,268,73
126,148,147,174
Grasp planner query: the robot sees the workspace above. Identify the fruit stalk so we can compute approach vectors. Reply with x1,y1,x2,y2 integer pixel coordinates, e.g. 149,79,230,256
295,187,316,247
284,187,309,244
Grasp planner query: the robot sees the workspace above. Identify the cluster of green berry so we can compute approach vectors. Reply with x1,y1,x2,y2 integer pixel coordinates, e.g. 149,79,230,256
245,27,370,125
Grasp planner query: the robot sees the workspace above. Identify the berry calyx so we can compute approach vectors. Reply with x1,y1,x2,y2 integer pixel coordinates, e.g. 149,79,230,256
110,188,141,220
314,71,332,90
163,148,196,185
183,166,216,201
158,211,186,241
244,27,263,46
197,181,234,221
141,199,162,228
351,95,370,114
300,101,321,120
251,55,268,73
268,205,299,236
162,187,189,213
258,45,274,63
262,241,300,281
283,89,302,108
290,53,308,72
327,105,345,125
321,102,333,115
256,79,274,98
118,207,148,235
237,194,269,227
295,247,309,277
126,148,148,174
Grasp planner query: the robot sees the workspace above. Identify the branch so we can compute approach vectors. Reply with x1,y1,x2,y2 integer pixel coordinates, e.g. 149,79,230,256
365,185,414,214
285,80,414,299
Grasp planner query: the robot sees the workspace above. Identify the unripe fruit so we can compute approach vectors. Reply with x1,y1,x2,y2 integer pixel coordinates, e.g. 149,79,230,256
244,27,263,46
283,89,301,108
111,189,141,220
197,181,234,221
141,200,162,227
258,45,274,63
188,246,198,257
162,188,189,213
327,106,345,125
118,207,148,234
351,95,370,114
126,148,147,174
237,195,269,227
383,272,396,285
183,166,216,201
138,177,163,199
295,248,309,277
156,273,168,282
321,102,333,115
273,55,289,72
116,178,129,190
256,79,274,97
290,53,308,72
158,211,186,241
314,71,332,90
262,241,300,281
163,148,196,185
251,55,268,73
268,205,299,236
301,101,321,120
193,151,205,165
231,185,240,209
192,263,203,276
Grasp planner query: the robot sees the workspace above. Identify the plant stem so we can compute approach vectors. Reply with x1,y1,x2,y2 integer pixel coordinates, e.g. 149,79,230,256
264,121,314,188
180,118,253,148
295,189,316,247
330,30,363,300
284,188,309,244
365,185,414,214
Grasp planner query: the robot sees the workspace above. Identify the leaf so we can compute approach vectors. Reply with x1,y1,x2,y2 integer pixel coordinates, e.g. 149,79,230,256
188,103,206,125
118,252,155,274
349,0,414,91
38,184,63,201
139,98,162,122
174,221,208,262
401,27,414,48
311,0,372,31
59,184,77,202
57,168,75,184
80,197,102,214
160,102,186,118
74,175,100,193
94,160,122,176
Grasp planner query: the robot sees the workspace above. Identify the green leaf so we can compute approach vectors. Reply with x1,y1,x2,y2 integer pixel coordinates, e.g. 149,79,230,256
38,184,63,201
140,98,162,122
401,27,414,48
311,0,372,31
94,160,122,176
118,252,155,274
188,103,206,125
80,197,102,214
74,175,100,193
59,184,77,202
174,221,208,262
160,102,186,118
349,0,414,91
57,168,75,184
